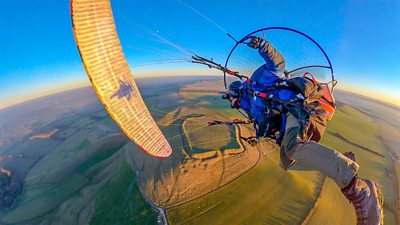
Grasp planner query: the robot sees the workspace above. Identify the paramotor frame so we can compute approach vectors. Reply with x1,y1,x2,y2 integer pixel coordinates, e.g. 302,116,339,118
223,27,337,92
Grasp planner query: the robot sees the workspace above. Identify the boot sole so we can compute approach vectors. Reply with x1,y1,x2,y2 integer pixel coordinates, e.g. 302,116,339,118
365,180,384,225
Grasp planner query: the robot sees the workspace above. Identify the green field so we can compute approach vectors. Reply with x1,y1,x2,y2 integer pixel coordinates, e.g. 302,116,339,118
89,160,157,225
168,83,325,225
180,92,243,119
320,105,396,223
0,112,157,225
306,178,355,225
184,117,240,154
179,92,246,154
1,172,90,223
3,79,397,225
128,82,262,210
167,149,323,225
166,101,398,225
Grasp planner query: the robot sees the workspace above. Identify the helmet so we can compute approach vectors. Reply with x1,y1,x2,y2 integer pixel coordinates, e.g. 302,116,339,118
228,81,242,98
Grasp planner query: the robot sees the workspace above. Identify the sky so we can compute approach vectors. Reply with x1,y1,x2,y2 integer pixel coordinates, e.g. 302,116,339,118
1,0,400,109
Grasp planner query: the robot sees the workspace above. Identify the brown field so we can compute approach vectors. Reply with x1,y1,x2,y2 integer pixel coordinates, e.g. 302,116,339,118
128,80,263,208
30,128,59,140
1,78,398,225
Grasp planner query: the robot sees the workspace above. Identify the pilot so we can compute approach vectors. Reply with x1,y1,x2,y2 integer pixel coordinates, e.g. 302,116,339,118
226,36,384,225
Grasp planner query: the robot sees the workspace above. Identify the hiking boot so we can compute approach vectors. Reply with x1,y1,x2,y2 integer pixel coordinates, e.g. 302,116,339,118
342,177,384,225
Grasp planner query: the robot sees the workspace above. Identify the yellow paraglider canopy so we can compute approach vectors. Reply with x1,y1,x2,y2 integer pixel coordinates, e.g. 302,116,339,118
70,0,172,157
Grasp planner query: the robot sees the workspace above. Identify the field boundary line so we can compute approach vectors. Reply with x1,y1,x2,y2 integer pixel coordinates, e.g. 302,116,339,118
300,176,327,225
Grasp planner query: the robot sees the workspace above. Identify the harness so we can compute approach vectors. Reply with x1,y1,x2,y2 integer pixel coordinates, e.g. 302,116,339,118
241,72,335,144
240,79,290,142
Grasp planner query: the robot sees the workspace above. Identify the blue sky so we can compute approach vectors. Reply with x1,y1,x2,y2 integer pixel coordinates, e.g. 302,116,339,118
1,0,399,108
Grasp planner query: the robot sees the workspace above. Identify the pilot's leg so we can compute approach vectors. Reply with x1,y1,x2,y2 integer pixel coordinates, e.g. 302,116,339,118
281,114,384,225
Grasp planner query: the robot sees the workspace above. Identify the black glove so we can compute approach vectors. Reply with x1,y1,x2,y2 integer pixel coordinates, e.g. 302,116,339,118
247,36,265,49
248,138,258,147
242,136,258,146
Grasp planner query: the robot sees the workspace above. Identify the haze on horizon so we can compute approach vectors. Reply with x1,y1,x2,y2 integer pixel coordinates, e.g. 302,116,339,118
1,73,399,111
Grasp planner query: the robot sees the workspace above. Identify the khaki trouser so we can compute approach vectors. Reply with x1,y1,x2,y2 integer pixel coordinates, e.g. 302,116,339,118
283,114,359,188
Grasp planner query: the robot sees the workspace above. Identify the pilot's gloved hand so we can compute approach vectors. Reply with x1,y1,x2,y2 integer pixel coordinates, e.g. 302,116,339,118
248,137,258,146
247,36,266,49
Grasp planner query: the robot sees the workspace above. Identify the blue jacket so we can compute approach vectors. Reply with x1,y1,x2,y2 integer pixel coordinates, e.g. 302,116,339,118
239,41,296,138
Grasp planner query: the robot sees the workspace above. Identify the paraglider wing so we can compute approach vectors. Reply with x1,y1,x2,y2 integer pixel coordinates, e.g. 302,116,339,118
70,0,172,157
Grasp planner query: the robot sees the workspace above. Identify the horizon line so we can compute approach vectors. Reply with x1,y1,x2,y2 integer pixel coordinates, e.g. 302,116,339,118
0,74,220,110
1,74,399,110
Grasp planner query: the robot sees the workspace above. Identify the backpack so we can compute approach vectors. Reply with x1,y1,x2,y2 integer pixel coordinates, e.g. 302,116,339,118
245,71,336,143
285,73,336,142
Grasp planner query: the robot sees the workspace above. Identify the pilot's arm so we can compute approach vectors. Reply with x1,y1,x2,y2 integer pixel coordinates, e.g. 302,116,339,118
247,36,286,71
258,41,286,70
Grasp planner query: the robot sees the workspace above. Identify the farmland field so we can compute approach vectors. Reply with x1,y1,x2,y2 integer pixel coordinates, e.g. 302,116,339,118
0,77,398,225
